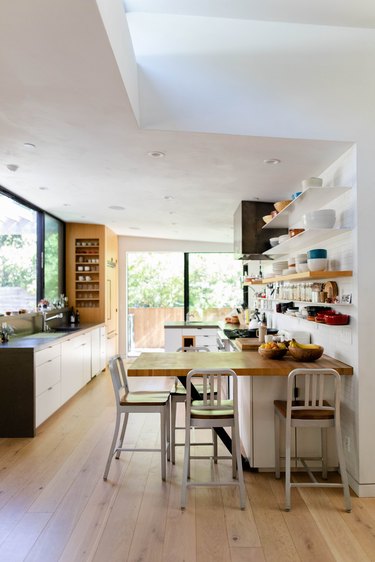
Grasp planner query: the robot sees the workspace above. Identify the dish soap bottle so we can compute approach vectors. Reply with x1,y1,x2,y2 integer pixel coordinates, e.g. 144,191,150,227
69,307,76,324
257,313,267,343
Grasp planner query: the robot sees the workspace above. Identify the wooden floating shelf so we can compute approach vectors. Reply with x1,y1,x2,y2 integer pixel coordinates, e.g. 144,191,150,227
244,270,353,285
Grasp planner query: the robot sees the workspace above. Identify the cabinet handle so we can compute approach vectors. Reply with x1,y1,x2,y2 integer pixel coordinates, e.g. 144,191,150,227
48,387,53,391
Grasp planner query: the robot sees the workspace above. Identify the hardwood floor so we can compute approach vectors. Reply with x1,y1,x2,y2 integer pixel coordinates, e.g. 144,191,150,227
1,368,375,562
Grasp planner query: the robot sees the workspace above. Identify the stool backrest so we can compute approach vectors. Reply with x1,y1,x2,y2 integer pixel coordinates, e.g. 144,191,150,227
109,354,129,403
287,368,341,420
186,368,237,414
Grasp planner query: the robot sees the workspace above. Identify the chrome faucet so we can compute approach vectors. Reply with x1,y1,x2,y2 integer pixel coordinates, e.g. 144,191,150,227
185,312,195,322
42,312,63,332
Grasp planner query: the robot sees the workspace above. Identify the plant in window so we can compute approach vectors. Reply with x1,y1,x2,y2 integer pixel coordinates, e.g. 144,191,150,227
1,322,14,343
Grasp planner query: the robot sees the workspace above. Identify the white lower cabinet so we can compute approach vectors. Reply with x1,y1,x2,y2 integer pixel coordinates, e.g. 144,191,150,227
61,336,86,403
91,327,101,378
34,325,105,429
35,344,61,427
165,327,218,352
99,326,107,370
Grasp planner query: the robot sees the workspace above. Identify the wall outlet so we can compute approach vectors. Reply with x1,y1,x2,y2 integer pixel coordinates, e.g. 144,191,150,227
344,436,351,453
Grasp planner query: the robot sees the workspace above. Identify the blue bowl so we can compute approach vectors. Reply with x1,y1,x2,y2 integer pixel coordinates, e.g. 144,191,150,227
291,191,302,200
307,248,327,259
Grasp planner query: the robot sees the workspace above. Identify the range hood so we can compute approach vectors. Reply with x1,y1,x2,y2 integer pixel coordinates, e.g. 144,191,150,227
233,201,287,260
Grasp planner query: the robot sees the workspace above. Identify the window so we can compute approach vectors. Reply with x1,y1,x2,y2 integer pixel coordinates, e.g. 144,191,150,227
187,253,243,321
0,188,65,314
0,192,38,313
44,214,64,305
126,251,243,355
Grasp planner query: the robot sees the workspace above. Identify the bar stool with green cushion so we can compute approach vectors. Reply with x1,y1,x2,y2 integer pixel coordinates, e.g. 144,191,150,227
181,368,246,510
103,354,171,481
171,346,216,464
274,368,352,512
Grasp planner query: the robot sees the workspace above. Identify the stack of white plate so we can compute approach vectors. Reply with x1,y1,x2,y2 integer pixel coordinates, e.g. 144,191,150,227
272,261,288,276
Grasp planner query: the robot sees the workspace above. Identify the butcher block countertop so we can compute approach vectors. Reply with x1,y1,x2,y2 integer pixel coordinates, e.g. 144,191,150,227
128,351,353,377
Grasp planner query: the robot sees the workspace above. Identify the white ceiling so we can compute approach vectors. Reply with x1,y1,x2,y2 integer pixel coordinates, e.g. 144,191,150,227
0,0,373,244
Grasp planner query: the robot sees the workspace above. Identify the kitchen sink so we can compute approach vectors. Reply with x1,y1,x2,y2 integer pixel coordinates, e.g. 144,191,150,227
20,332,64,339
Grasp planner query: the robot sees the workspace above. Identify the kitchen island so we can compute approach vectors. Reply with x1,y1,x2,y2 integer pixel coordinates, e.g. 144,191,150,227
129,350,352,470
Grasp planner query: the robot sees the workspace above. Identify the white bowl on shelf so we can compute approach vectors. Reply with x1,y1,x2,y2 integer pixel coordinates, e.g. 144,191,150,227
296,263,309,273
269,237,279,247
303,209,336,229
307,258,328,272
302,177,323,190
295,253,307,263
278,234,290,244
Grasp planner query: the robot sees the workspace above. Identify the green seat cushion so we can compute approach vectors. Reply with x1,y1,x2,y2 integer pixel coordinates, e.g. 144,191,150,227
120,391,170,406
190,399,234,419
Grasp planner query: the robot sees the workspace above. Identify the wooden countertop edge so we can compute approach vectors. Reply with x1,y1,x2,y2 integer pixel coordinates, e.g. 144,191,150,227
128,352,353,377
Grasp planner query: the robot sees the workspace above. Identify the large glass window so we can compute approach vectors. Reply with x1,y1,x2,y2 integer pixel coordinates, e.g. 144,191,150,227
0,193,38,313
188,253,243,321
0,189,65,314
127,252,184,354
44,214,64,305
126,252,243,355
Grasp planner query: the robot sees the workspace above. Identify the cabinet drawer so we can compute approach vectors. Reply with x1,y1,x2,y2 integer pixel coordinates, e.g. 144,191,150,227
36,382,61,427
36,355,61,396
182,328,217,336
35,344,61,367
195,335,218,346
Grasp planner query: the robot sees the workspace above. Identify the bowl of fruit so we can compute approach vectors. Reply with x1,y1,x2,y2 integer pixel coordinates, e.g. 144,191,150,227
258,341,288,359
288,339,324,362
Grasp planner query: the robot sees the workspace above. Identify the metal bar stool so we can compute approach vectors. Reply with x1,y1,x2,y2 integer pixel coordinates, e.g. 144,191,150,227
170,346,216,464
274,368,351,512
181,368,246,510
103,354,171,481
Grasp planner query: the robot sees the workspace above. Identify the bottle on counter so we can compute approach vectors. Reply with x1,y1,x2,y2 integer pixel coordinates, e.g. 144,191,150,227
257,312,267,344
75,309,80,324
69,307,76,324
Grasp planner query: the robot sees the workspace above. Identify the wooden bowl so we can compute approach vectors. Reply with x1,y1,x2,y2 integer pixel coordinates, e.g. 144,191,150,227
258,347,287,360
263,214,273,224
274,200,292,213
288,345,324,362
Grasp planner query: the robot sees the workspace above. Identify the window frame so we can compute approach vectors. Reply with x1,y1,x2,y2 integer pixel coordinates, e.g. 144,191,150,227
0,186,65,307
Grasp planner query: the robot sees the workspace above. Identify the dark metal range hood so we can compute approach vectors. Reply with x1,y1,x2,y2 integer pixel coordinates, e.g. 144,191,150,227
233,201,287,260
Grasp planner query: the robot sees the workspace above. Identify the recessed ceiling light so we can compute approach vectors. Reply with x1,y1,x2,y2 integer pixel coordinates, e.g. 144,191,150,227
39,186,48,190
171,222,177,225
23,142,36,149
164,195,174,200
6,164,19,172
108,205,125,210
129,226,140,230
147,151,165,158
264,158,281,165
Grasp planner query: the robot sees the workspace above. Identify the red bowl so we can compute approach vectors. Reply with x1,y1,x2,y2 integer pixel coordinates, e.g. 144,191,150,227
324,314,350,325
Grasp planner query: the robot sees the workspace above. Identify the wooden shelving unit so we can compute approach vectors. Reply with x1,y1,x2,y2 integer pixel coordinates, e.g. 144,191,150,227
244,270,352,285
75,238,100,310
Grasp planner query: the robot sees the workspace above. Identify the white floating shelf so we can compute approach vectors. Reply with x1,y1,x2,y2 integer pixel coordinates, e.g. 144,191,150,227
263,228,350,255
263,186,351,229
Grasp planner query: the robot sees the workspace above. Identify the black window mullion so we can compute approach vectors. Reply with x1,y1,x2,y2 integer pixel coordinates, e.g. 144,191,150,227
184,253,189,321
36,211,44,302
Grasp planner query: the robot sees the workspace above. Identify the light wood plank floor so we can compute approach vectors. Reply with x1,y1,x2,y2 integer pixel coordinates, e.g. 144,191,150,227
1,368,375,562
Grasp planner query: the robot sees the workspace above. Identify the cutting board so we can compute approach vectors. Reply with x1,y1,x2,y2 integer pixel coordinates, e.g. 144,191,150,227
236,338,260,350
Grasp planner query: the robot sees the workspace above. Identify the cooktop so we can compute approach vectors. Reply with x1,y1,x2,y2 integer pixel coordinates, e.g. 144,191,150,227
224,328,279,340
